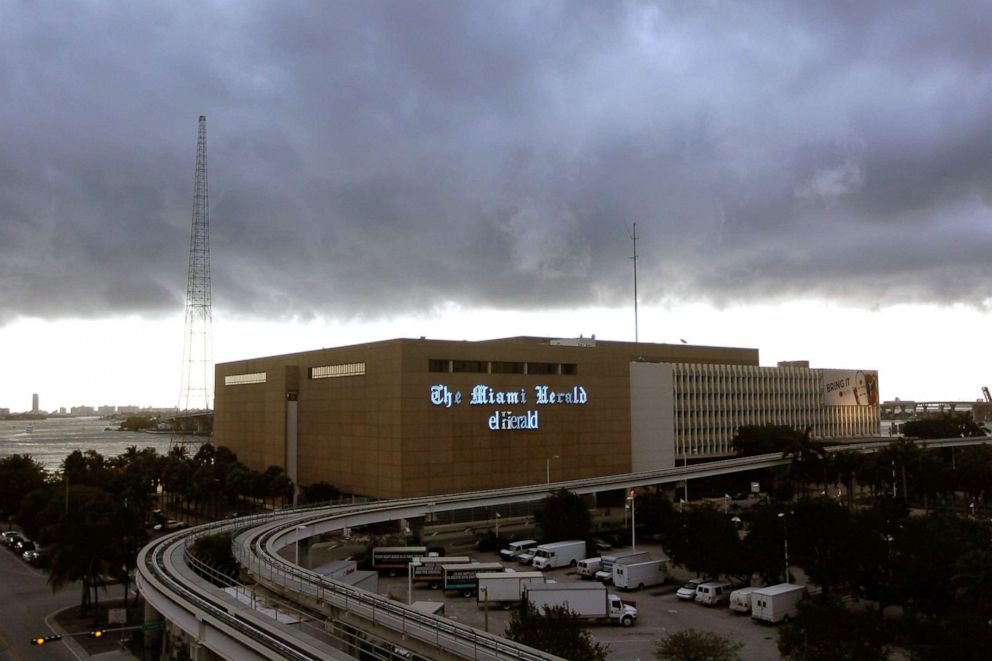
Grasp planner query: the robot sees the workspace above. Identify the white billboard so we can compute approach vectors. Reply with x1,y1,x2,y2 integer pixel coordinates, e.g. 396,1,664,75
822,369,878,407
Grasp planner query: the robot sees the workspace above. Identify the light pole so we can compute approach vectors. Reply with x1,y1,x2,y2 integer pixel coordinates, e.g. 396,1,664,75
546,455,559,485
294,524,308,566
626,489,636,552
778,512,790,583
495,512,501,540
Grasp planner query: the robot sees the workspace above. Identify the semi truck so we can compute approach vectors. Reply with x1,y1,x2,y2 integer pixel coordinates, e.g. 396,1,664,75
531,540,586,570
750,583,807,623
612,559,667,591
476,572,547,609
594,550,650,583
442,562,505,597
371,546,428,576
499,539,538,562
411,556,471,589
576,557,602,579
524,582,637,627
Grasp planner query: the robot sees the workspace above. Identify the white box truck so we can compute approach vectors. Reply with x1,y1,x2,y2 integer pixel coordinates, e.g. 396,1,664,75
411,556,472,589
750,583,807,623
525,583,637,627
576,557,602,579
476,572,547,609
594,550,650,583
442,562,505,597
729,586,761,614
500,540,537,562
531,540,586,570
371,546,427,576
613,559,667,591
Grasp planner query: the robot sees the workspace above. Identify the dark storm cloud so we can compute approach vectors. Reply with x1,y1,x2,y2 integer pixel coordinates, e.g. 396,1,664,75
2,0,992,325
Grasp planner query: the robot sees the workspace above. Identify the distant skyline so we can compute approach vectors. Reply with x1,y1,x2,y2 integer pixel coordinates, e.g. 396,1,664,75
1,2,990,412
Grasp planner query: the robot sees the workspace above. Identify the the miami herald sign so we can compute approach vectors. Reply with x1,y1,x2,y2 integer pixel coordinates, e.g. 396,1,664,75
430,384,588,430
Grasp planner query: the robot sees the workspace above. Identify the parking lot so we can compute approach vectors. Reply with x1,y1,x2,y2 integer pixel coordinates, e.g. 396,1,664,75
373,542,782,660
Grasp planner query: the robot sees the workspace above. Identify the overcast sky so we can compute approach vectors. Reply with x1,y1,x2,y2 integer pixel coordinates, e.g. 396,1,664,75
1,1,991,411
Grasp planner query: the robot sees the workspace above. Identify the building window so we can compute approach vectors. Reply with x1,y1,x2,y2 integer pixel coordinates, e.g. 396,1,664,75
492,361,525,374
310,363,366,379
428,359,449,373
224,372,266,386
452,360,487,373
527,362,556,375
561,363,578,376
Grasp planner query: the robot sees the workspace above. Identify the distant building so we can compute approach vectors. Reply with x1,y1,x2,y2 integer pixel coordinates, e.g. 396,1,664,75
118,405,141,414
31,393,39,414
71,405,96,416
0,407,9,417
215,336,880,500
97,405,117,415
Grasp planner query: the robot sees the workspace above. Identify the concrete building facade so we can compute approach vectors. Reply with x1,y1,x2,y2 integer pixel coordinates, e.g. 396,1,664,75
214,336,879,499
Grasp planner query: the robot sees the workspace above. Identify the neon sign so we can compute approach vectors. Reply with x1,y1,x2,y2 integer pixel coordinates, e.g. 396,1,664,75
430,384,589,431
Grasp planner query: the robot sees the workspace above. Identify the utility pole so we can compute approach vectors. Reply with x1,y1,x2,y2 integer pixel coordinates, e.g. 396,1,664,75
630,223,639,343
173,115,213,454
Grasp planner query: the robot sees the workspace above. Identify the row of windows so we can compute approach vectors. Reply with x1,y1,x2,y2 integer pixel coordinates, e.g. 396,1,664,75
428,359,577,376
224,372,267,386
310,363,366,379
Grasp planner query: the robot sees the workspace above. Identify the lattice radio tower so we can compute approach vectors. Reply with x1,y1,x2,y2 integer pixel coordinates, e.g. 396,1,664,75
173,115,213,452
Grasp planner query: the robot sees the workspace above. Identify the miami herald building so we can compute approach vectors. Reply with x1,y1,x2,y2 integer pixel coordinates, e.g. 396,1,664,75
214,336,879,499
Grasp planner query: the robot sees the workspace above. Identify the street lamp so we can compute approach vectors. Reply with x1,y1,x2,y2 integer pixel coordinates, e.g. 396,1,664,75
294,524,308,566
778,512,790,583
626,489,637,552
546,455,559,485
495,512,501,540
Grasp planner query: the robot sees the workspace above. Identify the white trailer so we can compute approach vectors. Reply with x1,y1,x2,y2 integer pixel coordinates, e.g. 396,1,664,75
729,586,761,614
613,559,667,591
751,583,807,624
594,550,650,583
476,572,547,609
500,540,537,561
576,557,602,579
531,540,586,570
411,556,472,589
371,546,427,576
524,583,637,627
442,562,505,597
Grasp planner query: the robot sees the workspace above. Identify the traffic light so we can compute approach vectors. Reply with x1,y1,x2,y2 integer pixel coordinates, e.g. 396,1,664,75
90,629,104,638
30,634,62,645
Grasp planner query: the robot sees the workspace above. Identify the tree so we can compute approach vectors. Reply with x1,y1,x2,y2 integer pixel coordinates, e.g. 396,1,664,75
733,424,807,457
189,532,240,585
788,497,854,598
0,454,49,517
301,481,341,504
505,602,609,660
533,489,592,542
655,629,742,661
659,506,744,580
777,599,889,661
902,412,986,440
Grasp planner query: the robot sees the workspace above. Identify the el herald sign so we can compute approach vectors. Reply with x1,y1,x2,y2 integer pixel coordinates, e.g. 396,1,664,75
430,384,588,430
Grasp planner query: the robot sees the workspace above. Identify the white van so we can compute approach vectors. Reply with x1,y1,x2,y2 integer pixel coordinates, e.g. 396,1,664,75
729,586,761,613
694,581,733,606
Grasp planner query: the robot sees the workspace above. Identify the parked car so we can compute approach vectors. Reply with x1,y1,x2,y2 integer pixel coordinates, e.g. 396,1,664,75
4,532,25,549
2,530,20,546
676,578,708,600
14,539,35,554
22,549,41,564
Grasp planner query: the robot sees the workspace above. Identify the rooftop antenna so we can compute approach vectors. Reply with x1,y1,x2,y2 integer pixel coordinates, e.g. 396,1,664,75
629,222,639,343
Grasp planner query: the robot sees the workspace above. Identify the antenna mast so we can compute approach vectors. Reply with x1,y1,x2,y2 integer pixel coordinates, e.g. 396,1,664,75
174,115,213,451
630,223,639,343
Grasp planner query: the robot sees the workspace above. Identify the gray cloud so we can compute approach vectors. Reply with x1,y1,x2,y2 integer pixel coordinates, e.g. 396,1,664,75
2,0,992,326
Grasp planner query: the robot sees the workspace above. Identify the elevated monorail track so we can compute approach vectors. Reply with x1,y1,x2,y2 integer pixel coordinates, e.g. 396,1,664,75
138,436,990,660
